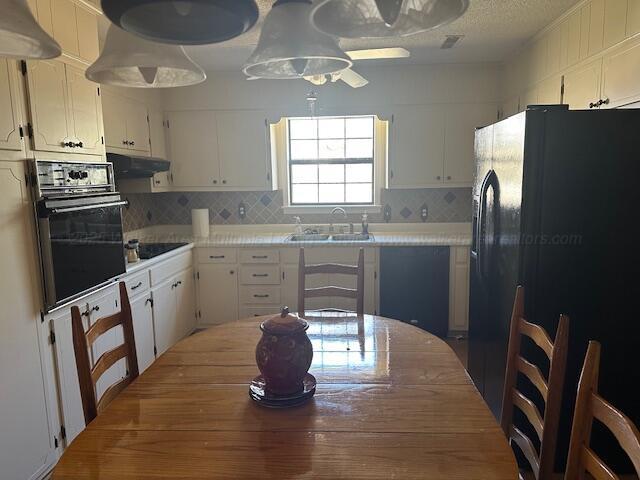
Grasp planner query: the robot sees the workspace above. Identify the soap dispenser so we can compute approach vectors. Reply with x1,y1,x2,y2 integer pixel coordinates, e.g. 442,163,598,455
361,213,369,235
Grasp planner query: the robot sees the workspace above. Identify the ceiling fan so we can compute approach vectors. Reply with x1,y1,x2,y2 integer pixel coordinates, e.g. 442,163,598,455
303,47,410,88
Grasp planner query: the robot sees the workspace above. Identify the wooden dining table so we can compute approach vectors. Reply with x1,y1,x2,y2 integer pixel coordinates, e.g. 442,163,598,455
53,313,518,479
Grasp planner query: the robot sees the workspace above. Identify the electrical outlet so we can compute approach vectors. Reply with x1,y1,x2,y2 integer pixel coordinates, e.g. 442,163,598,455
383,205,392,222
420,204,428,222
238,202,246,219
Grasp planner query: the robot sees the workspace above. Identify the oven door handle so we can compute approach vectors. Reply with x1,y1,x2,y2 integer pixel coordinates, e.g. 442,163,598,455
48,200,129,215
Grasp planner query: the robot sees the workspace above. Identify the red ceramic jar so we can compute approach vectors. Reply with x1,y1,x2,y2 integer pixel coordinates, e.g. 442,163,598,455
255,307,313,396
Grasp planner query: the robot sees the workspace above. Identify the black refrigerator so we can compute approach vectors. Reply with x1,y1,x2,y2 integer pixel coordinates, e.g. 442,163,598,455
468,104,640,471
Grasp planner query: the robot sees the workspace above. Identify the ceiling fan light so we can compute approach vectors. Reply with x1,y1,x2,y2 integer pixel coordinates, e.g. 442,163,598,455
101,0,259,45
0,0,61,59
86,25,206,88
311,0,469,39
243,0,352,80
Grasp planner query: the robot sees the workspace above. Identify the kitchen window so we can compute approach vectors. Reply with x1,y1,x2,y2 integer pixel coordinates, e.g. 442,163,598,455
287,115,376,206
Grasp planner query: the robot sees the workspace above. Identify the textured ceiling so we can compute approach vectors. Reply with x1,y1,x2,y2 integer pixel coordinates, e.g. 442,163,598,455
184,0,581,71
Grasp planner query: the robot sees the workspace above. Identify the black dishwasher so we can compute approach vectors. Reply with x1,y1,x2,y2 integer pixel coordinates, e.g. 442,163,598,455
379,247,450,337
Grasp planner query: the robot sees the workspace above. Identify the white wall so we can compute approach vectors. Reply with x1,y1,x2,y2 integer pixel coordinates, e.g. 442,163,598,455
162,63,502,118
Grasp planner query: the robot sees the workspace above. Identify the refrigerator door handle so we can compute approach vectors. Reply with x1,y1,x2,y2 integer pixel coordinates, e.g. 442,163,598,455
477,170,497,281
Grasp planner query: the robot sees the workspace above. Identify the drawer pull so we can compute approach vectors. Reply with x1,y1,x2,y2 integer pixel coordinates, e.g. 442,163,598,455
131,281,143,290
252,273,269,277
252,255,268,259
253,294,270,298
210,255,225,259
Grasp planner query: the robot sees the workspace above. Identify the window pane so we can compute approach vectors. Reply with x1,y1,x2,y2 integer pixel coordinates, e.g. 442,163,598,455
319,139,344,159
346,116,374,138
346,163,373,183
318,118,345,139
319,164,344,183
291,164,318,183
346,138,373,158
290,139,317,160
319,183,345,203
291,184,318,204
345,183,373,203
290,119,317,139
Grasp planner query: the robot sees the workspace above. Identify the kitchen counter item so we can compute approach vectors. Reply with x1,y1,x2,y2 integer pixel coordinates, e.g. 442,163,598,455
249,373,316,408
125,240,140,263
51,314,518,479
254,307,313,397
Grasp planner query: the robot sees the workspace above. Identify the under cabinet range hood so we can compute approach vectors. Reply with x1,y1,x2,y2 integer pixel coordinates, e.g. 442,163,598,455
108,153,170,179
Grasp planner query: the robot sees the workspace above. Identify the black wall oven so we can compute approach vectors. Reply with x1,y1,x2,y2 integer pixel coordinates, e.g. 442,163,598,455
32,160,127,311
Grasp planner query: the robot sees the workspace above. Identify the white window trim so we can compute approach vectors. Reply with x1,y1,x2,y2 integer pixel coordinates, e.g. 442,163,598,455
273,116,388,214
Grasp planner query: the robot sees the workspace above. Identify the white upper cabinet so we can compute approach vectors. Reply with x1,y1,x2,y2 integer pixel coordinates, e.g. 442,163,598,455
148,108,167,159
0,162,58,480
601,41,640,107
167,110,219,187
49,0,99,64
389,105,446,187
562,58,603,109
26,59,103,155
65,64,103,155
0,60,24,152
217,111,272,189
101,90,150,155
26,59,72,153
603,0,628,48
444,104,496,185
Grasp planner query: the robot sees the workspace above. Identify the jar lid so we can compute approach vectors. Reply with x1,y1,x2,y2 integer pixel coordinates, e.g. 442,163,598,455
260,307,308,335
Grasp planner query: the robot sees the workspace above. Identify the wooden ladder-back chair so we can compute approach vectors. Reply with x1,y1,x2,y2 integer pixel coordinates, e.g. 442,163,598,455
298,248,364,319
501,286,570,480
565,341,640,479
71,282,139,424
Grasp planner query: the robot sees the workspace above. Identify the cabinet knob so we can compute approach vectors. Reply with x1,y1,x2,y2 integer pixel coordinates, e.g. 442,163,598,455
222,180,227,184
230,270,235,275
446,176,451,180
599,98,610,106
75,141,83,148
589,101,598,109
123,140,128,145
436,176,441,180
130,141,135,146
155,180,161,185
213,180,217,184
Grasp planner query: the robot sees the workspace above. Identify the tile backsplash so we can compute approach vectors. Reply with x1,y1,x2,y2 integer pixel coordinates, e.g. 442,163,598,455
122,188,472,232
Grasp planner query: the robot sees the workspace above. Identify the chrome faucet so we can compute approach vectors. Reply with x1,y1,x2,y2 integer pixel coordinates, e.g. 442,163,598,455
330,207,353,234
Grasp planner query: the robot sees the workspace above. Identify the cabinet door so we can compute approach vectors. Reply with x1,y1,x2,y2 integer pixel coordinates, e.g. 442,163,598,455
175,268,196,338
101,91,128,150
26,59,71,153
538,75,563,104
151,279,177,356
148,108,167,159
217,111,270,188
65,64,103,155
167,110,219,187
444,104,496,185
602,41,640,107
389,105,446,187
130,294,156,373
448,247,470,332
197,264,238,324
126,100,150,154
50,0,79,57
562,59,603,109
0,162,57,479
0,60,23,151
75,5,99,63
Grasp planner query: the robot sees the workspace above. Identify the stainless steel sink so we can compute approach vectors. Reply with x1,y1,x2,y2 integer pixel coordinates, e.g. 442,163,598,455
330,233,372,242
286,233,372,242
287,234,331,242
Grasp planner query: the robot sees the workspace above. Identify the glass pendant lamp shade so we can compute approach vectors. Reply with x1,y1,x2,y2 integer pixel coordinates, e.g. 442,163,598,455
86,25,206,88
101,0,259,45
0,0,61,59
311,0,469,38
243,0,352,79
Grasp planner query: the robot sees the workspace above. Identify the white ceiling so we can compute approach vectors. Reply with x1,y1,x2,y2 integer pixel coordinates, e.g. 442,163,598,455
183,0,581,71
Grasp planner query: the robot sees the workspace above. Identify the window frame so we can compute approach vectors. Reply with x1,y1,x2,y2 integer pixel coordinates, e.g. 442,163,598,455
286,115,377,207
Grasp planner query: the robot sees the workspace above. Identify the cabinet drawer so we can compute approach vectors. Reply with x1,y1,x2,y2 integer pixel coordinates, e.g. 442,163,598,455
280,247,375,264
240,286,281,305
239,248,279,264
123,271,150,298
239,305,281,318
150,250,193,286
197,248,237,264
239,265,281,285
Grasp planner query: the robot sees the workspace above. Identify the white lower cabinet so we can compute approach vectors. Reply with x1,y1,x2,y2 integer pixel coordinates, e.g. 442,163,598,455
151,267,197,355
197,264,239,324
129,293,155,373
449,247,470,333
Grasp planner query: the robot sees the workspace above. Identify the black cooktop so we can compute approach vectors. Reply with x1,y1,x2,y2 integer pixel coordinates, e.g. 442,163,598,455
138,242,188,260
